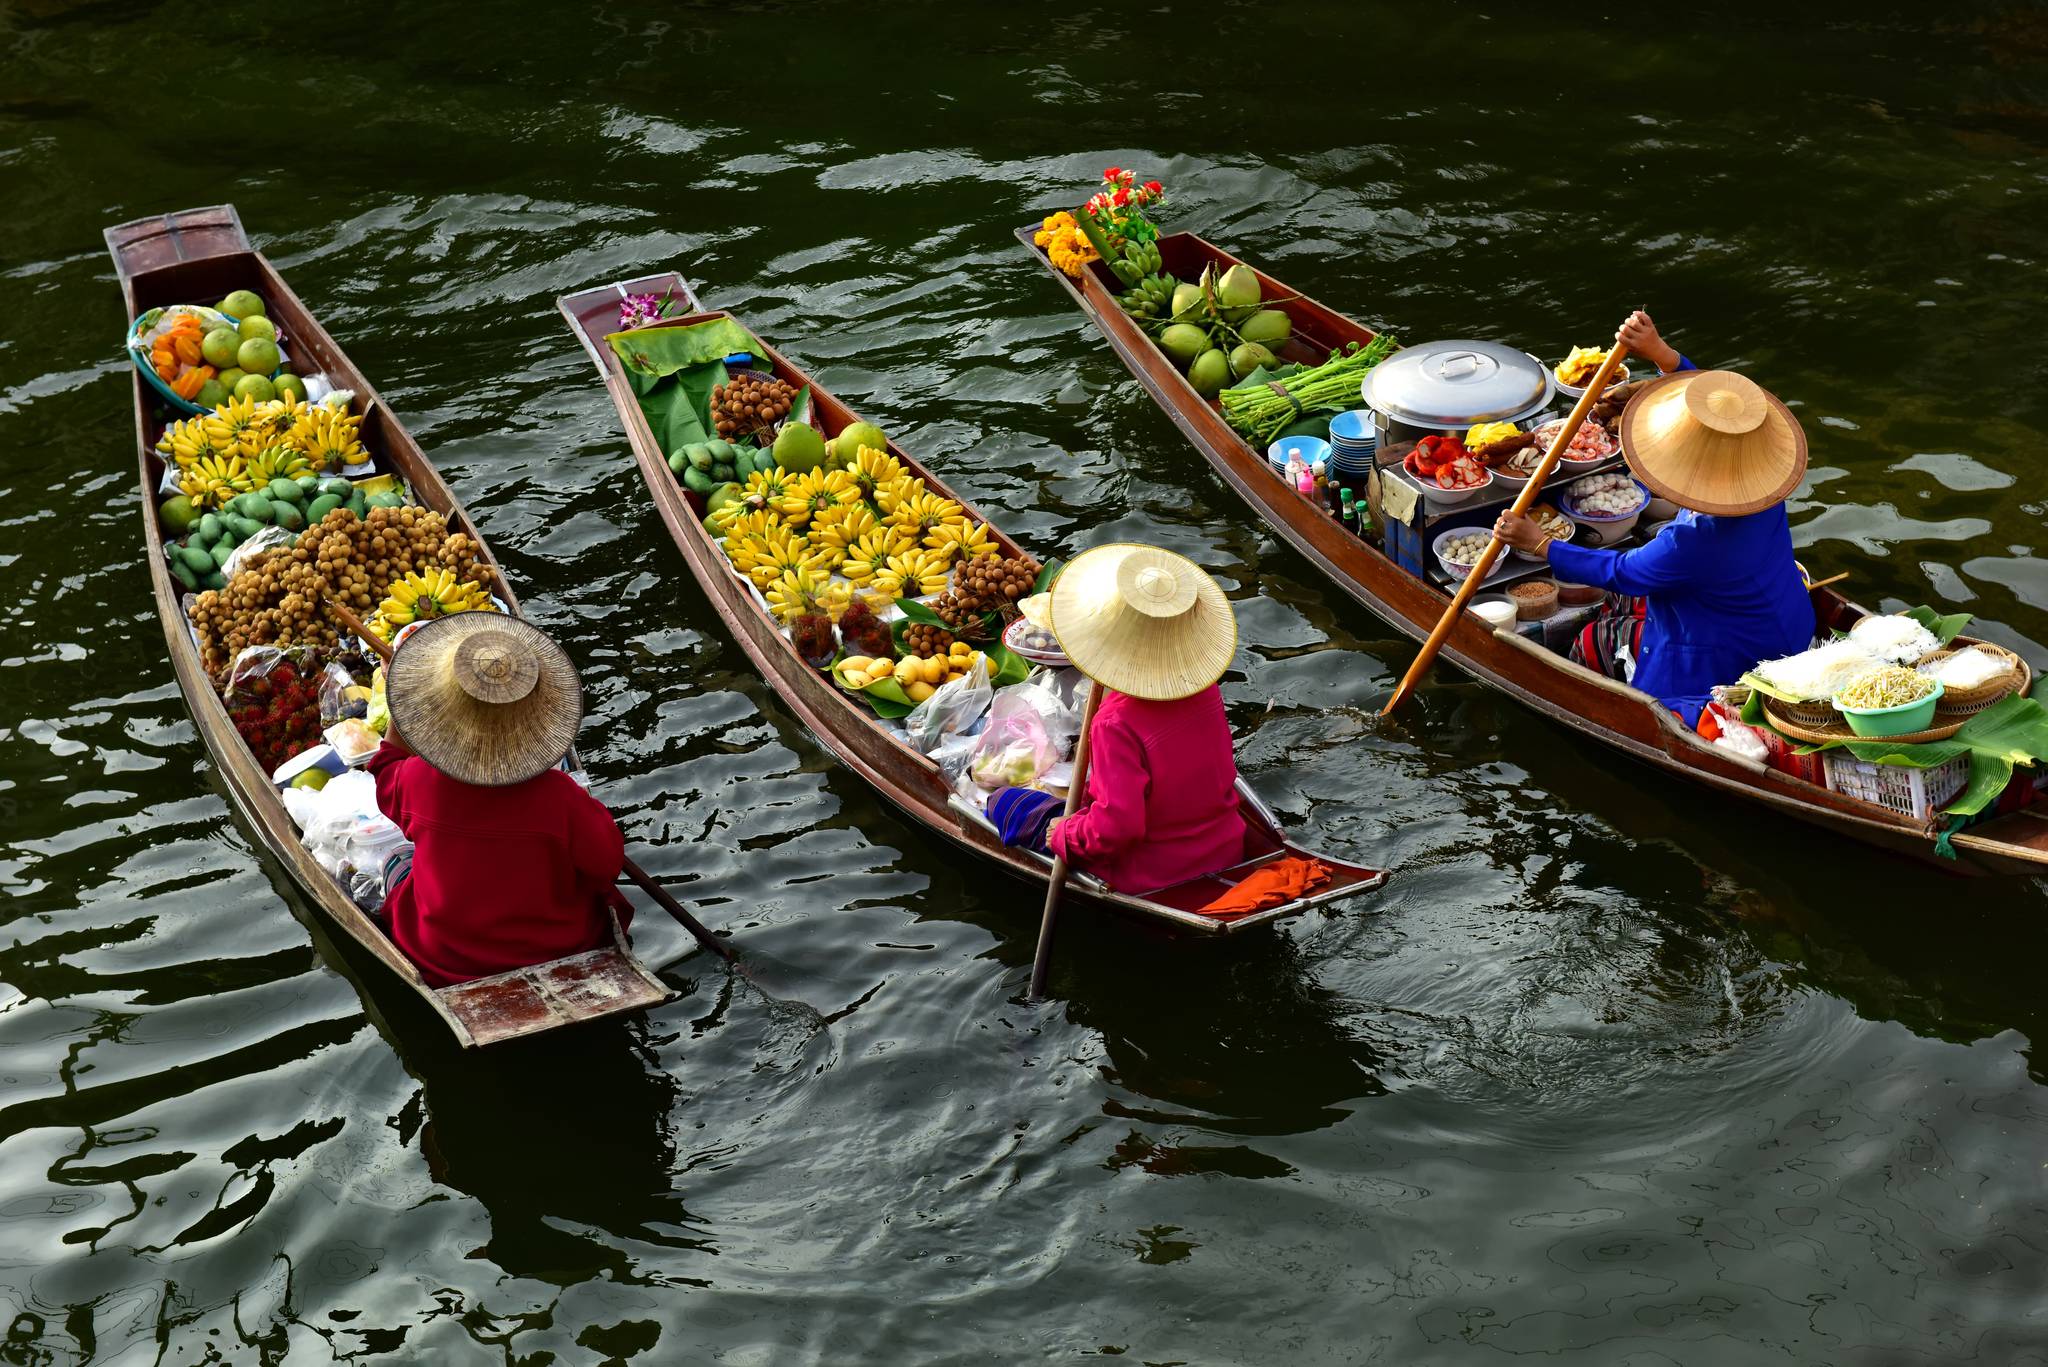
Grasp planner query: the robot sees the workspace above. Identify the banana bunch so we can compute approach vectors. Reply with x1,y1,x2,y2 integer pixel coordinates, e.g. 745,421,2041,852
244,442,312,485
874,546,951,599
741,467,792,507
288,407,367,474
886,491,967,549
845,445,904,502
1108,239,1164,286
764,567,844,623
708,499,775,536
810,503,881,556
158,416,231,470
368,568,495,641
841,528,913,587
925,519,997,561
872,473,926,517
1117,272,1180,323
774,468,860,528
180,454,255,509
202,395,266,458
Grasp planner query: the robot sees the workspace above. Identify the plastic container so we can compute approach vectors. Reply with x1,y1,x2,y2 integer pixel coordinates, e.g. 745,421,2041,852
1838,680,1944,737
1557,580,1605,607
1508,580,1559,621
1471,598,1517,630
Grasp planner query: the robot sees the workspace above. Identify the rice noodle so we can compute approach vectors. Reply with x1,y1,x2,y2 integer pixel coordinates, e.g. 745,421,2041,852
1846,613,1941,665
1752,638,1884,701
1919,646,2012,690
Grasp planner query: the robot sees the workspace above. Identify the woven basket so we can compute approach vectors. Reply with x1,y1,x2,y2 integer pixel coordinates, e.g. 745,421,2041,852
1774,695,1844,728
1919,639,2030,715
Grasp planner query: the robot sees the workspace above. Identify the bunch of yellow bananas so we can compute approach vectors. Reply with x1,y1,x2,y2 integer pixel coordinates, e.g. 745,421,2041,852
288,407,366,473
179,454,255,509
158,417,231,470
840,528,914,587
874,546,950,598
926,520,997,561
244,442,313,485
846,445,904,502
775,468,860,528
367,568,494,641
887,491,969,551
201,394,266,457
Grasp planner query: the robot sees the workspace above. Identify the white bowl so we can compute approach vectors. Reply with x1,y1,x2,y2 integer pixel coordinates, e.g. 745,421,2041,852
1433,526,1498,581
1561,481,1649,545
1407,463,1494,508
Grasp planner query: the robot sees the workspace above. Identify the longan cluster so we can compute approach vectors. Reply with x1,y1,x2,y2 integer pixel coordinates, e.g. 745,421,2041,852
904,622,956,660
711,372,798,441
188,506,489,681
953,554,1040,614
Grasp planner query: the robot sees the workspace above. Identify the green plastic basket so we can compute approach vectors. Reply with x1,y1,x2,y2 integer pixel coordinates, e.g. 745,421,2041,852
125,304,284,416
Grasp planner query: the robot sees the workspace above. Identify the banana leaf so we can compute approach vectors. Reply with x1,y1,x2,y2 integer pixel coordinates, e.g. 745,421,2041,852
1903,605,1971,644
606,318,763,378
1741,689,2048,817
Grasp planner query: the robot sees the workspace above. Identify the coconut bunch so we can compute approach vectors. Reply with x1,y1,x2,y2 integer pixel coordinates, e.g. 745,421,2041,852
1146,262,1295,398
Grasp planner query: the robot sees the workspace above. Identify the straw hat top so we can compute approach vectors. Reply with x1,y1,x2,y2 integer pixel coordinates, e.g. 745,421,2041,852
1618,369,1807,518
387,613,583,786
1050,544,1236,700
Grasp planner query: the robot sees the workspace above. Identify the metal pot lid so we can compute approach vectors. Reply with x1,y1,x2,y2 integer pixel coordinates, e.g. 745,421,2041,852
1363,339,1555,426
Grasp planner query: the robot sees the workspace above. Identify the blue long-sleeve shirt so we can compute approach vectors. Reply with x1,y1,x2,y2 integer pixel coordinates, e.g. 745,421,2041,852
1548,504,1814,727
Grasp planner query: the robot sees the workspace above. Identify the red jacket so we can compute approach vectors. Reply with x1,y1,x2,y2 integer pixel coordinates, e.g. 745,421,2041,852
366,742,631,987
1046,685,1246,894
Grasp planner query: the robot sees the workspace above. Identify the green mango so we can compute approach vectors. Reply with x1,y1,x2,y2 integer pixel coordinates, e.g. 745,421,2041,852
169,558,199,591
668,451,690,475
319,477,355,498
295,474,322,496
197,512,223,544
711,463,736,484
200,570,226,591
686,443,715,472
209,541,236,569
306,494,343,523
346,492,367,519
365,490,405,510
267,478,305,504
704,438,736,465
234,492,274,522
681,466,716,495
273,503,305,531
228,514,265,540
178,544,216,574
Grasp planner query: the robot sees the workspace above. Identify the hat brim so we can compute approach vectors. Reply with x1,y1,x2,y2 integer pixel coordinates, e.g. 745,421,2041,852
1049,543,1237,700
1618,372,1808,518
386,613,584,786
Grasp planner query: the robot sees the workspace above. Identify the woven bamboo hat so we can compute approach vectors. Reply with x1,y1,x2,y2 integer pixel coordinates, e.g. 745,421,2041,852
1618,369,1807,517
1049,544,1236,700
386,613,583,786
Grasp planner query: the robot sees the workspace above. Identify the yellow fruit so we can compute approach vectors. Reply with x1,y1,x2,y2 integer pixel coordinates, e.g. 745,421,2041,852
893,658,919,686
775,468,860,528
289,406,367,472
905,681,936,703
873,474,926,516
840,656,875,675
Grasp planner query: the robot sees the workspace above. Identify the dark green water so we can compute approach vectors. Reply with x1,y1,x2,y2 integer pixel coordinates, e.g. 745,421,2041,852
5,3,2048,1362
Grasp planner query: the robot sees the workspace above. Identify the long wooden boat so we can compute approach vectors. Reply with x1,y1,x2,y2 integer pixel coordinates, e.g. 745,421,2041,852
110,206,672,1046
558,274,1386,934
1020,224,2048,876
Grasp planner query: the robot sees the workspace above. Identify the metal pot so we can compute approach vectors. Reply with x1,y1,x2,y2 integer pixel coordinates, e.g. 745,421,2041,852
1363,339,1555,458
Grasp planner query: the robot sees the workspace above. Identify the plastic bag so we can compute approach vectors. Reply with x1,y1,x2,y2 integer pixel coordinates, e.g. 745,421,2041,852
967,689,1060,791
318,662,365,728
294,769,410,911
222,645,326,774
903,654,993,754
221,525,298,579
1016,671,1085,760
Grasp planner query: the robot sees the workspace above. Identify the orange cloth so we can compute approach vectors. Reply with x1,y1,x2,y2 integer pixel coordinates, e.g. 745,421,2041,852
1197,856,1332,920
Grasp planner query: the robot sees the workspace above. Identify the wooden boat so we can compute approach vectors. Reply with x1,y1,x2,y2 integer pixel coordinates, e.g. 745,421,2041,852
109,205,672,1047
557,274,1386,934
1019,224,2048,876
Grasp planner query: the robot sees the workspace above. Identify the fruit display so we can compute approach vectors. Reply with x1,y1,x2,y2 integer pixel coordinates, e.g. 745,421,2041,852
158,394,366,489
131,292,302,410
669,437,772,495
223,653,328,775
952,554,1042,616
186,506,491,680
835,641,987,703
712,372,799,443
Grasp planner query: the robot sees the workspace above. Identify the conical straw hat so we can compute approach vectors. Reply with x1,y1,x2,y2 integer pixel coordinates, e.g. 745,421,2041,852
1049,544,1236,700
386,613,583,786
1617,369,1807,517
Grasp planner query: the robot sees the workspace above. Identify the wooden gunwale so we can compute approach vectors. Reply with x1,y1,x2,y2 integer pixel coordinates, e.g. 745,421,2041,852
557,276,1388,934
1018,224,2048,876
110,206,673,1047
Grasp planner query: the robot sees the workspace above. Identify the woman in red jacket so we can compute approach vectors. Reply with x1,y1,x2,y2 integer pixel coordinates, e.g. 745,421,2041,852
1028,543,1246,894
368,613,630,986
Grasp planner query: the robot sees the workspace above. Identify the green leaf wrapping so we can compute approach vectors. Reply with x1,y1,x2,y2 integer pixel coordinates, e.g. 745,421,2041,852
605,318,763,378
1902,605,1972,645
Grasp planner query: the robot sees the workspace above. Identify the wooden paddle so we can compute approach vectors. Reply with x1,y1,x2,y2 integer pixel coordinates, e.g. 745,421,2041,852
1380,343,1633,717
1028,677,1105,1001
323,598,738,966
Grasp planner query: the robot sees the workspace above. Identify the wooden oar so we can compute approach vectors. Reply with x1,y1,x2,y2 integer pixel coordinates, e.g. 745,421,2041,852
1028,678,1105,1001
1380,344,1633,717
324,598,738,966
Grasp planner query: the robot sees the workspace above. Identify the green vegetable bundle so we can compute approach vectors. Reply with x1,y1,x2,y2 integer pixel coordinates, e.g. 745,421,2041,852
1218,335,1401,446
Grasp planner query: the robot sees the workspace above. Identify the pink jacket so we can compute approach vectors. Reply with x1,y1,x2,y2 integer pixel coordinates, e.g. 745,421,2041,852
1047,685,1246,894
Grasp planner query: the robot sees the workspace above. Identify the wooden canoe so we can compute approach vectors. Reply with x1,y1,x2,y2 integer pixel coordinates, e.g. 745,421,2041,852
1020,224,2048,876
557,275,1386,934
109,205,673,1047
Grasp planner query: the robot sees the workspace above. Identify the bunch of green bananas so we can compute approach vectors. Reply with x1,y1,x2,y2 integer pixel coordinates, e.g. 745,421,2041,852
1117,273,1179,322
1107,239,1164,286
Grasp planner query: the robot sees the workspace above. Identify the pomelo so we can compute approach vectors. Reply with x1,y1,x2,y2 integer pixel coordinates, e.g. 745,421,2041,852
158,494,197,532
236,337,280,375
219,290,265,320
771,420,827,474
215,367,247,393
290,767,330,791
194,379,230,409
200,327,240,369
830,420,887,464
271,373,307,403
237,315,276,343
233,374,276,403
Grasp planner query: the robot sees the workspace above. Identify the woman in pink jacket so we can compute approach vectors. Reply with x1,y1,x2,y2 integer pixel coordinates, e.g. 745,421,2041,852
992,543,1245,895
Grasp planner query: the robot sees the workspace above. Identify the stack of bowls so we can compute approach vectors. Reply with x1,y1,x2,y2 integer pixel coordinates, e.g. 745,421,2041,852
1327,410,1378,487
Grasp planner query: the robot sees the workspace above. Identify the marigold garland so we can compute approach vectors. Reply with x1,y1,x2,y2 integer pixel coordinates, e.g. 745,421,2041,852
1034,211,1099,279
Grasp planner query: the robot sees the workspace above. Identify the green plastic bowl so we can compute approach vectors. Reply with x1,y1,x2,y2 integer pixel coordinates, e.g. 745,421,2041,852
1838,680,1944,736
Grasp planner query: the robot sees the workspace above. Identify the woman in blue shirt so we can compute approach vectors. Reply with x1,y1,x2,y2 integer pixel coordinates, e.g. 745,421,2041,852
1494,318,1813,726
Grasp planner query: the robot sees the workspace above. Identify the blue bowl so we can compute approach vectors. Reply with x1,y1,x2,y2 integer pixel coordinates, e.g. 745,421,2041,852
1268,435,1330,472
1329,410,1377,443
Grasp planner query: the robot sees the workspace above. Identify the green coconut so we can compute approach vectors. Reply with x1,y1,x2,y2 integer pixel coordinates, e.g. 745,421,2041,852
1169,281,1204,320
1216,263,1262,325
1188,348,1230,398
1230,342,1277,380
1238,309,1292,349
1159,323,1209,370
771,420,828,474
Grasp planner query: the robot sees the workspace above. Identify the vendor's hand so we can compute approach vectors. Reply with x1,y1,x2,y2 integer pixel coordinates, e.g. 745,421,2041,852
1616,309,1683,374
1493,511,1550,557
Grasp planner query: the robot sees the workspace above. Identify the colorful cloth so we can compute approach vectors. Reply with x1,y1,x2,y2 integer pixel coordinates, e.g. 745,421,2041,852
987,786,1062,853
1198,856,1332,920
1548,505,1814,727
366,742,632,987
1570,594,1648,682
1046,685,1246,895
